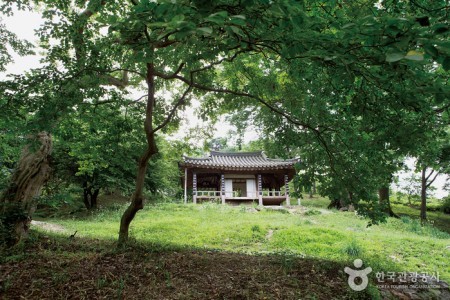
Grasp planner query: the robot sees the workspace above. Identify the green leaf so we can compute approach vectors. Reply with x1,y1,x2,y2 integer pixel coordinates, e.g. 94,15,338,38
230,16,247,26
197,27,213,35
171,15,185,23
214,11,228,18
174,30,194,39
156,31,168,40
206,11,229,25
229,26,244,36
385,52,404,62
404,50,424,61
342,23,355,29
147,22,167,28
424,44,439,58
443,57,450,71
434,24,448,35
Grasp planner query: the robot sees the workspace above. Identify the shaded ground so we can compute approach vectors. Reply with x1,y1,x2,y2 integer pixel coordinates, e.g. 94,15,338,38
0,234,369,300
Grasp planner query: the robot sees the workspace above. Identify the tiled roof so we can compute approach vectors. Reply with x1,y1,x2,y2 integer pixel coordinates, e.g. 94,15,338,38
180,151,299,171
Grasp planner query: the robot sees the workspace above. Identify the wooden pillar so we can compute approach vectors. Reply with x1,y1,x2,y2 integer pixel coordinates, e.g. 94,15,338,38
285,174,290,206
184,168,187,204
193,172,197,204
220,174,225,204
257,174,263,206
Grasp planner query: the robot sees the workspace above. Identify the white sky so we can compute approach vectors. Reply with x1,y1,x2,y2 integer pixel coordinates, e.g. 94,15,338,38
3,8,448,199
394,158,448,199
3,9,43,75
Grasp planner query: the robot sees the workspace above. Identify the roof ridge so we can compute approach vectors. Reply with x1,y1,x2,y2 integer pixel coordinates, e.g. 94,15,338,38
266,157,299,162
210,151,263,157
182,155,211,160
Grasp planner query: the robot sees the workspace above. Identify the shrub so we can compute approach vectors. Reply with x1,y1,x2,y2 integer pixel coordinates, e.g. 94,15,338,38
342,240,363,257
399,216,450,239
250,224,265,241
0,203,28,247
251,225,262,233
305,209,321,216
441,196,450,214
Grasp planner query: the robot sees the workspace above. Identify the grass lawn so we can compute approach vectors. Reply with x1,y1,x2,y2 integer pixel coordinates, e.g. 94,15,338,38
1,195,449,299
42,197,450,282
391,203,450,234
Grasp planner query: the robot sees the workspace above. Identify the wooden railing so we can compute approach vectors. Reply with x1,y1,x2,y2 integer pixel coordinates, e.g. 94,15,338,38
196,191,246,198
196,190,286,198
197,191,221,197
261,190,285,197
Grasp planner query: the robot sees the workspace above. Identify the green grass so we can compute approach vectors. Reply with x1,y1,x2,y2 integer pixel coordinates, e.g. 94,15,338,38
37,198,450,284
298,194,331,208
391,203,450,234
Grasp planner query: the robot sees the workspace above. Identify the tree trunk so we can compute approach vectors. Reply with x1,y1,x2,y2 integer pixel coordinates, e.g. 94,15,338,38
328,198,344,209
82,182,91,209
82,182,100,210
308,186,313,198
91,188,99,209
118,62,158,246
378,186,398,218
420,167,427,222
0,132,52,245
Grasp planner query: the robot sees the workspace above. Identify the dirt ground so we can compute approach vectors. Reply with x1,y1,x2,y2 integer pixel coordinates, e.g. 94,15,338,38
0,235,364,300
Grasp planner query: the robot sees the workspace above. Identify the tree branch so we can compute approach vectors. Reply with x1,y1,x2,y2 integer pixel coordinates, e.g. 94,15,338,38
426,171,439,188
425,169,435,181
153,70,347,186
151,85,193,135
101,73,129,89
191,47,245,74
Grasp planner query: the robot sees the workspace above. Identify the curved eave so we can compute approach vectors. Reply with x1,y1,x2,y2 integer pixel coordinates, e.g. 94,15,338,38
179,163,297,171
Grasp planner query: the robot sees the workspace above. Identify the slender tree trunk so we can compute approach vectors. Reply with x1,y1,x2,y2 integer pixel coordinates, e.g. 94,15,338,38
82,182,100,210
91,188,99,209
419,166,439,223
82,182,91,209
420,167,427,222
0,132,52,245
328,198,344,209
118,63,158,246
378,186,398,217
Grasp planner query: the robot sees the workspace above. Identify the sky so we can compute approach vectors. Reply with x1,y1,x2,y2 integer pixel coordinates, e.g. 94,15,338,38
3,7,448,198
3,9,43,76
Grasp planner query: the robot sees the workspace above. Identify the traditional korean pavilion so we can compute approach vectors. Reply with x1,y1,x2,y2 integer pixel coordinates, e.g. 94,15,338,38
179,151,299,206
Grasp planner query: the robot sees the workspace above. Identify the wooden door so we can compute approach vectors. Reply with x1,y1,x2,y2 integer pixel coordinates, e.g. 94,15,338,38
246,179,256,198
225,179,233,197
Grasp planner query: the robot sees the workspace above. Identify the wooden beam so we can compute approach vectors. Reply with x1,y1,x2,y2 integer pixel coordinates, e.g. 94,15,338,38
184,168,187,204
221,174,225,204
258,174,263,206
285,174,290,206
193,172,197,204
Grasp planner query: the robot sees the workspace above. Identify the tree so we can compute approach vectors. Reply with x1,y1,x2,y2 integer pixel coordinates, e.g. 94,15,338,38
0,13,33,72
0,0,130,242
417,142,450,222
51,100,147,210
203,0,449,223
399,172,422,206
1,0,449,245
